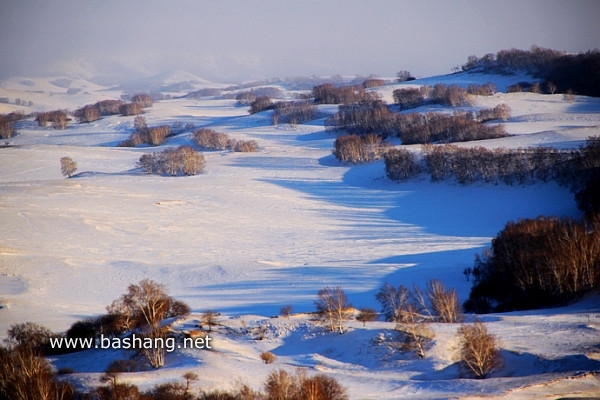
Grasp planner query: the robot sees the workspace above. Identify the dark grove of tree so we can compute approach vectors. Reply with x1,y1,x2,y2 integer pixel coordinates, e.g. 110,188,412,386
465,214,600,313
461,46,600,98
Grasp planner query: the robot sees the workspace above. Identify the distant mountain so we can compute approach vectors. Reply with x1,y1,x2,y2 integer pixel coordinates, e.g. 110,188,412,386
109,70,230,94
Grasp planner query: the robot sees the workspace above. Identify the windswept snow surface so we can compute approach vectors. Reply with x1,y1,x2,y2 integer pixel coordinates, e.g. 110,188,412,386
1,72,599,398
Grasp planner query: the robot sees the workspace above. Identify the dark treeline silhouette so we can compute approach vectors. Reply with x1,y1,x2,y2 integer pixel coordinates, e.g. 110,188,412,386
462,46,600,97
465,214,600,313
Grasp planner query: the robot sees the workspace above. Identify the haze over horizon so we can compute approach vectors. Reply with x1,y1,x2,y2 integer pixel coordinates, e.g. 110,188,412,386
1,0,599,84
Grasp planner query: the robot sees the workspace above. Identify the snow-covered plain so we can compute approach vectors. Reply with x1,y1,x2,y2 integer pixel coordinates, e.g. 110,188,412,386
1,72,599,398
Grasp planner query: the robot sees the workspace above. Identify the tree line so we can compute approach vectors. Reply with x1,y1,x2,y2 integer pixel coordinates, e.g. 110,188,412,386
326,102,509,144
461,46,600,98
465,214,600,313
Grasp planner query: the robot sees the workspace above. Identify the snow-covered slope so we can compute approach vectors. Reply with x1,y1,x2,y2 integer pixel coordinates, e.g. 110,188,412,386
1,72,599,398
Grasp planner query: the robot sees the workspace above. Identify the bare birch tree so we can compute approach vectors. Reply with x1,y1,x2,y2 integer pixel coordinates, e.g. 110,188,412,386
315,286,352,333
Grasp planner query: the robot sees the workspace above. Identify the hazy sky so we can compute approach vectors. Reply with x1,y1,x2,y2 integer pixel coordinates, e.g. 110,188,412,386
1,0,599,83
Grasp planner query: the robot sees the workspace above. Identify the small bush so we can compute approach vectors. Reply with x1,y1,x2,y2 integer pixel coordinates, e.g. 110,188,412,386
232,139,258,152
131,93,154,108
36,110,69,129
201,310,220,332
119,102,143,116
280,305,293,318
138,146,205,176
260,351,277,364
264,369,348,400
457,321,502,379
74,104,101,123
96,99,125,115
60,156,77,178
356,308,378,326
362,78,385,88
193,128,230,150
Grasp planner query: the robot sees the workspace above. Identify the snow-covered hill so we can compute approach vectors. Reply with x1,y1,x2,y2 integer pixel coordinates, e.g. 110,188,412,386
1,71,599,398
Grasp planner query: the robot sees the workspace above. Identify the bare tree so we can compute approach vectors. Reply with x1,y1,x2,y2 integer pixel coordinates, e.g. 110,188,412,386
139,327,169,369
396,303,435,359
260,351,277,364
396,70,414,82
264,369,298,400
457,321,503,378
426,279,463,323
315,286,352,333
124,279,172,329
133,115,147,131
375,282,411,322
60,157,77,178
183,371,199,397
232,139,259,152
280,305,293,318
0,345,74,400
201,310,219,332
7,322,53,350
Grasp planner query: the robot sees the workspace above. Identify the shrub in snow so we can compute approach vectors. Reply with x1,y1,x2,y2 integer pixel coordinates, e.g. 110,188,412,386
232,139,258,153
356,307,378,326
36,110,69,129
60,156,77,178
260,351,276,364
137,146,205,176
280,305,293,318
131,93,153,108
264,369,348,400
457,321,503,379
193,128,230,150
